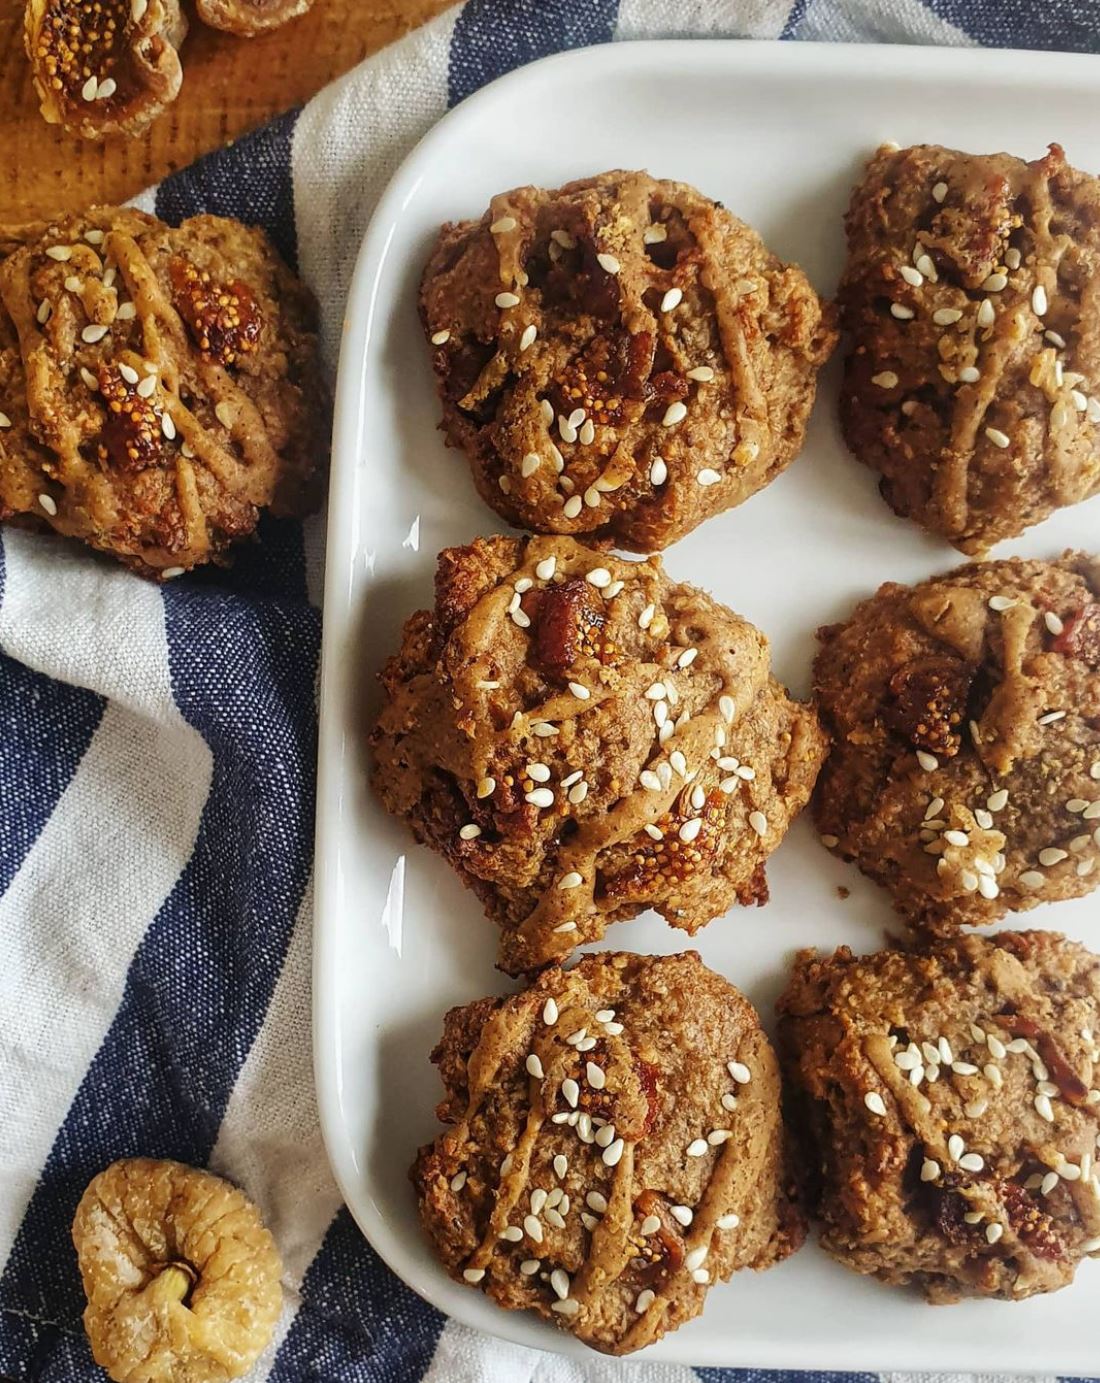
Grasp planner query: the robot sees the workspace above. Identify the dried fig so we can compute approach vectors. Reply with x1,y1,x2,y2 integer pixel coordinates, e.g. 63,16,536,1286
195,0,314,36
24,0,187,141
72,1157,282,1383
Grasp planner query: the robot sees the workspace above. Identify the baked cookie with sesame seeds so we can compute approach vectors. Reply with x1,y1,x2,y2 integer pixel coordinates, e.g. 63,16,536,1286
814,553,1100,933
25,0,187,140
778,932,1100,1302
370,534,827,974
840,143,1100,554
413,950,805,1353
0,205,326,578
420,170,835,551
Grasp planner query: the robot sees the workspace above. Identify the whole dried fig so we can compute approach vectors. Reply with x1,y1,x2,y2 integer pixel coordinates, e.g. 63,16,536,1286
72,1157,282,1383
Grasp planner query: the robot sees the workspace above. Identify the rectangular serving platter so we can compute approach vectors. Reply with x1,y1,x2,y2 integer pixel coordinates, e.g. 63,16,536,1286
314,38,1100,1370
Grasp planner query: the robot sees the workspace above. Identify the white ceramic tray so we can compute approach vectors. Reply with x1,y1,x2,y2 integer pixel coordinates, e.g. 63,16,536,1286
314,39,1100,1371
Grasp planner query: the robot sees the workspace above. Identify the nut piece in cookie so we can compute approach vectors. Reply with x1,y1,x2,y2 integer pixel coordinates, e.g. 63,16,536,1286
72,1157,282,1382
413,951,804,1354
813,553,1100,932
840,142,1100,553
778,932,1100,1302
421,169,836,551
196,0,314,35
0,206,327,578
370,534,827,973
25,0,187,140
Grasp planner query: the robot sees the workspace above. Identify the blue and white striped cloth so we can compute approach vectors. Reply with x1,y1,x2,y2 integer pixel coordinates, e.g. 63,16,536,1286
1,2,1098,1380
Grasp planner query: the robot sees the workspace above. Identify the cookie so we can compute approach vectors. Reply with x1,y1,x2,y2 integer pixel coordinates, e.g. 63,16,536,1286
840,142,1100,553
421,170,835,551
370,534,826,973
25,0,187,140
413,950,804,1354
813,554,1100,931
0,207,326,577
778,932,1100,1301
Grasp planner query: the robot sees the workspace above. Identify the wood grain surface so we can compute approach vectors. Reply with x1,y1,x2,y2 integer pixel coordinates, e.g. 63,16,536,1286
0,0,455,219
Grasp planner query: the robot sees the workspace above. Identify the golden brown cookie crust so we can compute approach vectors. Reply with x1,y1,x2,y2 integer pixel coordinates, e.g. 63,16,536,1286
25,0,187,140
778,932,1100,1302
370,534,827,972
421,170,835,551
840,142,1100,554
0,206,326,577
414,951,804,1354
813,553,1100,932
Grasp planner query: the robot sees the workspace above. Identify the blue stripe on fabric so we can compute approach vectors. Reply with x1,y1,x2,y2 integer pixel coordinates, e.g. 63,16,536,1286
0,570,320,1370
921,0,1100,51
0,534,104,899
269,1208,445,1383
781,0,812,38
155,106,302,269
448,0,620,107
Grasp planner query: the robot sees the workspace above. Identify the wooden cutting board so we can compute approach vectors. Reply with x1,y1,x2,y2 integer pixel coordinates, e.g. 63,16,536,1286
0,0,455,219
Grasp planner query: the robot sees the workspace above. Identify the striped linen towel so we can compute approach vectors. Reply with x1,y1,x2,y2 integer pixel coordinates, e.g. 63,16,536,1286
1,2,1097,1380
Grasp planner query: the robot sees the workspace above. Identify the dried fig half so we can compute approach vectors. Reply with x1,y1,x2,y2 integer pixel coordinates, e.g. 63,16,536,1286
72,1157,282,1383
25,0,187,140
195,0,313,36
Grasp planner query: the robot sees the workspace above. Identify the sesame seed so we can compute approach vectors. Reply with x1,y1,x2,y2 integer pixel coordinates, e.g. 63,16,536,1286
958,366,981,383
635,1289,655,1312
670,1205,693,1226
977,299,996,328
821,834,839,848
597,253,620,274
552,1299,579,1316
916,750,938,771
38,493,57,516
948,1134,965,1162
890,303,914,320
162,413,176,441
720,695,736,724
490,216,517,234
518,324,538,352
1031,284,1048,316
1073,389,1089,412
526,787,555,810
430,329,450,345
684,1245,708,1272
696,468,722,486
495,292,520,308
562,495,582,518
748,811,767,837
708,1129,732,1145
533,722,558,737
212,395,234,420
933,308,962,326
871,370,899,388
602,1138,624,1167
1040,1171,1060,1196
1087,802,1100,820
463,1267,485,1283
899,265,923,287
499,1225,523,1242
95,78,117,100
932,181,948,203
543,998,559,1026
985,1222,1004,1245
35,300,51,325
692,1268,710,1284
539,399,554,424
959,1152,985,1173
661,287,683,312
81,75,98,101
524,1053,545,1080
678,647,699,669
579,419,596,446
1035,1094,1055,1122
566,1028,587,1047
963,1212,982,1225
717,1213,739,1230
678,818,703,845
965,1099,988,1119
1069,798,1090,813
1039,848,1068,866
640,1214,661,1236
985,427,1010,449
458,824,481,841
639,603,656,630
510,608,530,628
983,272,1008,292
81,323,109,344
550,1267,571,1300
587,1191,608,1214
987,789,1009,812
686,1138,708,1157
161,567,185,580
450,1170,467,1192
586,1062,605,1090
944,829,969,847
921,1159,940,1182
663,401,687,427
561,1078,579,1108
670,751,687,777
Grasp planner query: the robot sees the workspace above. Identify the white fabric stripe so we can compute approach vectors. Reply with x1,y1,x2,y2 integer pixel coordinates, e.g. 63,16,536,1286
290,7,459,374
614,0,793,40
0,531,211,1265
422,1317,702,1383
208,877,344,1383
798,0,975,44
125,186,160,215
